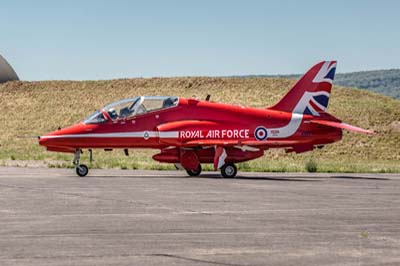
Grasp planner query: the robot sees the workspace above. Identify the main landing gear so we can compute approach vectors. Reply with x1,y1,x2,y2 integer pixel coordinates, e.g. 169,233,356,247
73,149,89,177
186,164,202,177
185,163,238,178
220,163,237,178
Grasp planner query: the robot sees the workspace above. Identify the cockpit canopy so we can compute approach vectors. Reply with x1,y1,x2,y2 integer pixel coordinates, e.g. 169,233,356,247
84,96,179,124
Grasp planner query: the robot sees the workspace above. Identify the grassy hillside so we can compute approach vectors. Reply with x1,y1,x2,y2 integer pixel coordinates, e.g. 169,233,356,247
0,77,399,173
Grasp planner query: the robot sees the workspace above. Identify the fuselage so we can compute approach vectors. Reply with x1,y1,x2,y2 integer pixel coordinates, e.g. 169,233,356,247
39,96,342,156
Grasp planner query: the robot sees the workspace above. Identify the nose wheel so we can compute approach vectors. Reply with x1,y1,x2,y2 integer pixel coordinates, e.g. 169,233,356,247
76,164,89,177
73,149,89,177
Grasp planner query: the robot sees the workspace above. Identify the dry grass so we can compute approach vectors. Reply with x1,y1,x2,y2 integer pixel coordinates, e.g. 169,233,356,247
0,77,399,172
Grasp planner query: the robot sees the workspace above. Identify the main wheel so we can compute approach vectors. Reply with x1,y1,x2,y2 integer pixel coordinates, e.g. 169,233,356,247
76,164,89,177
221,163,237,178
186,164,202,177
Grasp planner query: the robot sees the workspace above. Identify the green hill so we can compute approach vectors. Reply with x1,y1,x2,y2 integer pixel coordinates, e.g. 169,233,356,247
257,69,400,99
0,77,399,173
335,69,400,99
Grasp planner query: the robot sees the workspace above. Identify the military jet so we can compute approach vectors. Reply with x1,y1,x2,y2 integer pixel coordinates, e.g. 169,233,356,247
39,61,373,177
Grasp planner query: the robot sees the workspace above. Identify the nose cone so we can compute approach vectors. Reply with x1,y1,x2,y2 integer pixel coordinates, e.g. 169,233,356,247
39,123,86,150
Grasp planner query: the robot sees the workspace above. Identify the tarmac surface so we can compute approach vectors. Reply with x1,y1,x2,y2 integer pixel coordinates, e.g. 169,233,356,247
0,167,399,266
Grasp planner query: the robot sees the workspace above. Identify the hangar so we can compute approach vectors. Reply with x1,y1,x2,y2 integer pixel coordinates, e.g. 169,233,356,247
0,54,19,83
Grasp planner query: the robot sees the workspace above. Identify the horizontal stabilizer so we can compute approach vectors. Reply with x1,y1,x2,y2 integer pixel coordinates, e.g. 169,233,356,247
310,120,374,135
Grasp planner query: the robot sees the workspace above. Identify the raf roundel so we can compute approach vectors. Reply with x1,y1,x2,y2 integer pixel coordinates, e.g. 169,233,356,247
143,131,150,140
254,126,268,141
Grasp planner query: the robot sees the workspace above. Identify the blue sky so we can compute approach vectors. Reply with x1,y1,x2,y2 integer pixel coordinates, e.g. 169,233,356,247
1,0,399,80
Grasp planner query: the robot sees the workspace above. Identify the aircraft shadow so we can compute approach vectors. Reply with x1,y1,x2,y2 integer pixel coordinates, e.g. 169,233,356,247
75,173,390,181
200,175,319,182
80,174,319,182
330,175,389,181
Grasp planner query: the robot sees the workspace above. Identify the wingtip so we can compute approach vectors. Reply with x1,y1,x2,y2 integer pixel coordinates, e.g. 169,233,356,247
310,120,375,135
365,129,376,135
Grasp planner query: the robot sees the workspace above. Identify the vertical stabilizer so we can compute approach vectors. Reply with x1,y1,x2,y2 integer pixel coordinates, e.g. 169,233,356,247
269,61,336,116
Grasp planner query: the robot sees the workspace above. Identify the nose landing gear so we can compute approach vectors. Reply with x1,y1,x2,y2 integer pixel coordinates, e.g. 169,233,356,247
73,149,89,177
76,164,89,177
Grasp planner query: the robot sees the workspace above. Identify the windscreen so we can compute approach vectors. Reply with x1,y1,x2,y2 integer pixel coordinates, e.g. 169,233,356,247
83,110,107,124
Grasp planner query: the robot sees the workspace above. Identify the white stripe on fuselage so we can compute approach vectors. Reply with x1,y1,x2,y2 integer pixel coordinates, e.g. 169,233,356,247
41,131,177,139
41,114,302,141
159,131,179,138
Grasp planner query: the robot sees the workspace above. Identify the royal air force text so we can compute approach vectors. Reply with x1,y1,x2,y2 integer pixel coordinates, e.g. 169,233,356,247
179,129,250,139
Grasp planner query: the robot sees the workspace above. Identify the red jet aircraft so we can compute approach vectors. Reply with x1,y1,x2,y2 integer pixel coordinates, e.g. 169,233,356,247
39,61,373,177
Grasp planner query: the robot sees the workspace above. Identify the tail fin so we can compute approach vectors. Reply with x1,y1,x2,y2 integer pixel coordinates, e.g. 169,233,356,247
269,61,336,116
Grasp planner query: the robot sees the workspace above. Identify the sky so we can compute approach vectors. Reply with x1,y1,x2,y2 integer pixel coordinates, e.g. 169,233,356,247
1,0,400,80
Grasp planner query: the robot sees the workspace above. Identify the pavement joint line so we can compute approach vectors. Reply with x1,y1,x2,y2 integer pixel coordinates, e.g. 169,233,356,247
0,253,248,266
1,230,396,238
151,253,247,266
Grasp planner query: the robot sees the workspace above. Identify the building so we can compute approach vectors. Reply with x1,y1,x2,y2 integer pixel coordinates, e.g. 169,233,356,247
0,54,19,83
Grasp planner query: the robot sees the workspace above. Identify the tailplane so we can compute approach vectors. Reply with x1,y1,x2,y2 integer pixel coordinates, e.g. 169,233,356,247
269,61,336,116
309,119,374,135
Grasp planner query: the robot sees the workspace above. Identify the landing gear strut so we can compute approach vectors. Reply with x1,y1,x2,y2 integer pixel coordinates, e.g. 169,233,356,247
73,149,89,177
220,163,237,178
